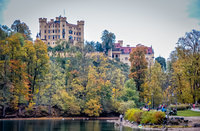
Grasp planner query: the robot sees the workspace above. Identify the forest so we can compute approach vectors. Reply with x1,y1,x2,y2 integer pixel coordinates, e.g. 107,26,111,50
0,20,200,118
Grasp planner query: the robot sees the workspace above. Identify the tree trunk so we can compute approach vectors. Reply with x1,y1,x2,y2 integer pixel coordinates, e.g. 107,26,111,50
3,106,7,117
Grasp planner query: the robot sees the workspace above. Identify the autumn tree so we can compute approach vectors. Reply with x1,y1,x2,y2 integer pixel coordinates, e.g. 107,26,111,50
0,33,29,116
24,39,49,103
129,45,148,93
174,30,200,103
142,61,165,108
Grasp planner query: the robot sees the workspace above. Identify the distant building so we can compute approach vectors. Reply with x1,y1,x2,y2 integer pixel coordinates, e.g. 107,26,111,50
38,16,84,47
108,40,154,67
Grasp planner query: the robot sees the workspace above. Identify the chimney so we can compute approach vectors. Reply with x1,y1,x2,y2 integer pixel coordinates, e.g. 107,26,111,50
118,40,123,46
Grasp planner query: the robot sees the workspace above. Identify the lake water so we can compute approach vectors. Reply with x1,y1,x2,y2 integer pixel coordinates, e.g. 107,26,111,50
0,120,141,131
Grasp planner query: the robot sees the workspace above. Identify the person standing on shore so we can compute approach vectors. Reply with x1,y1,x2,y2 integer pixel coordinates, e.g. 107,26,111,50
120,114,123,122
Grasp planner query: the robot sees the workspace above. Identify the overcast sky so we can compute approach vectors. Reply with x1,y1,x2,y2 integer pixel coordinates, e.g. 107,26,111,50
1,0,200,59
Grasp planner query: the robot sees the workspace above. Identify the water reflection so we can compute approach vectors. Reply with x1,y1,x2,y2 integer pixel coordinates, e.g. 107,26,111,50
0,120,143,131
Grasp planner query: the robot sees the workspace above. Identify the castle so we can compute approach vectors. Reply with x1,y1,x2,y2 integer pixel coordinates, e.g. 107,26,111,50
38,16,84,47
108,40,154,67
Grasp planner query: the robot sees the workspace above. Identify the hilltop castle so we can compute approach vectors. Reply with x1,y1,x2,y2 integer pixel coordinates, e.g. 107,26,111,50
38,16,84,47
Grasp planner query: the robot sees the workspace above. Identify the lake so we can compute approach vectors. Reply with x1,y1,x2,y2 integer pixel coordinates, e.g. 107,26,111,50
0,119,140,131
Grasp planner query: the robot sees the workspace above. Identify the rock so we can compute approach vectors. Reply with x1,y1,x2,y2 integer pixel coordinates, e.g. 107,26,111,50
193,123,200,127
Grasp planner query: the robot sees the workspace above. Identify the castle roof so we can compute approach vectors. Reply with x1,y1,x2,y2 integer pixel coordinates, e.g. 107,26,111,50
113,42,154,54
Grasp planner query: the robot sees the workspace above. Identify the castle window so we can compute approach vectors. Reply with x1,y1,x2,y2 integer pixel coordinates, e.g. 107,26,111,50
69,36,73,40
48,42,50,45
55,35,57,39
63,24,65,27
77,37,78,41
74,37,76,40
63,34,65,39
58,30,60,33
79,32,81,35
74,32,76,35
69,30,73,34
48,30,50,33
55,30,57,33
45,35,46,39
48,35,50,39
53,35,54,39
125,57,128,61
49,26,50,28
55,25,57,28
53,30,54,33
45,26,46,28
44,30,46,33
58,35,60,39
62,29,65,33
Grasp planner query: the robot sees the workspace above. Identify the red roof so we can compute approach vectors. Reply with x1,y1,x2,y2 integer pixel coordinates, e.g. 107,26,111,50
114,43,153,54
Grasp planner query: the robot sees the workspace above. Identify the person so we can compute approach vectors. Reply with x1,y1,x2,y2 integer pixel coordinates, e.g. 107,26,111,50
193,104,195,109
120,114,123,122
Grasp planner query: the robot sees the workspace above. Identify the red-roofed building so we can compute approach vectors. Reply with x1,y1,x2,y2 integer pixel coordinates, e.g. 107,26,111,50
108,40,154,66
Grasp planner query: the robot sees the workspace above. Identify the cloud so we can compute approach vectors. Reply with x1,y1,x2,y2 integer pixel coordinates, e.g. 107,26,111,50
0,0,10,23
187,0,200,21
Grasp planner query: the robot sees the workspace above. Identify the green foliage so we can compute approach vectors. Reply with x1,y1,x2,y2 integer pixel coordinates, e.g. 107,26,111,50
169,104,190,111
11,20,32,40
141,111,153,124
155,56,166,71
118,100,136,114
101,30,116,55
121,79,139,106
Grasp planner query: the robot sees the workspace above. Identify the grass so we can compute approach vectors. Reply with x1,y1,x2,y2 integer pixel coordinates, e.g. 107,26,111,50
177,110,200,116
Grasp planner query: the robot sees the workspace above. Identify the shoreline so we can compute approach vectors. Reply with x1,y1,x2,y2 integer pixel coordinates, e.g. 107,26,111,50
0,117,119,121
107,118,200,131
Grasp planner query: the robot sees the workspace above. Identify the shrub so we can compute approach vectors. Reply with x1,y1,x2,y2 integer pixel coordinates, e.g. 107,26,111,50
125,108,165,125
169,104,190,111
151,111,165,124
124,108,140,122
141,111,153,124
133,110,143,124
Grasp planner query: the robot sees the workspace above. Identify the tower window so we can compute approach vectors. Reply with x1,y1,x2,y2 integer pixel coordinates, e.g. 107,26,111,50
69,30,73,34
48,35,50,39
69,36,73,40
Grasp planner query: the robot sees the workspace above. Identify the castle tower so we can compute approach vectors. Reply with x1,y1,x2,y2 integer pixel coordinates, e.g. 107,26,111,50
39,18,47,40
